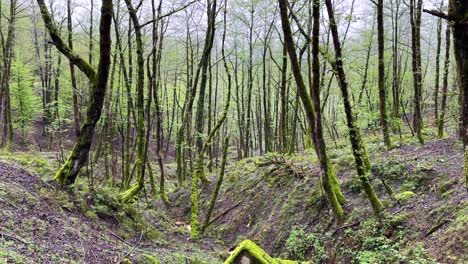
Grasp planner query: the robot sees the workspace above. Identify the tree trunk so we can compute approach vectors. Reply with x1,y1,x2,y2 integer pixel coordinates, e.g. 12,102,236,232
37,0,113,185
324,0,383,214
278,0,345,224
377,0,391,148
437,25,451,138
448,0,468,187
67,0,81,138
410,0,425,144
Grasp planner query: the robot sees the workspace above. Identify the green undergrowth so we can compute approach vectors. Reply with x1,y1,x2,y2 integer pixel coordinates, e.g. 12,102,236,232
0,241,25,264
196,137,465,263
333,214,436,263
0,151,56,177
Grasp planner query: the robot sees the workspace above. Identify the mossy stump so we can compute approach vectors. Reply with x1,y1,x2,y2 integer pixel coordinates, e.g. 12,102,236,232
224,240,312,264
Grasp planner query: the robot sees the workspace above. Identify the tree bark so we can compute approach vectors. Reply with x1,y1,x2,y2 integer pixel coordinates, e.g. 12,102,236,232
437,25,451,138
324,0,383,214
278,0,345,224
38,0,113,185
377,0,391,148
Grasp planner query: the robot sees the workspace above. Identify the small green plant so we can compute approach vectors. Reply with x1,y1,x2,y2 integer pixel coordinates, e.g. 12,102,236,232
285,226,327,262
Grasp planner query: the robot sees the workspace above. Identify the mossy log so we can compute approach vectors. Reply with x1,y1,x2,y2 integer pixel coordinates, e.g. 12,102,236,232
224,240,312,264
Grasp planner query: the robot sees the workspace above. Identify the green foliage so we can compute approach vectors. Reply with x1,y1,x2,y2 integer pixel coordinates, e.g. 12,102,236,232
10,58,37,136
395,191,417,201
0,241,25,263
285,226,327,262
0,152,55,176
141,254,159,264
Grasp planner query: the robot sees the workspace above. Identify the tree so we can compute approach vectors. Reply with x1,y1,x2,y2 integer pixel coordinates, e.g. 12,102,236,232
278,0,345,223
447,0,468,187
433,3,443,123
191,0,231,237
176,0,217,185
437,25,450,138
0,0,20,151
37,0,113,185
67,0,81,138
377,0,391,148
324,0,383,214
409,0,424,144
119,0,148,202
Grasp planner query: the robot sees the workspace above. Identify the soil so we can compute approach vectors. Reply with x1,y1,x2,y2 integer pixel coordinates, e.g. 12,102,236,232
0,160,224,263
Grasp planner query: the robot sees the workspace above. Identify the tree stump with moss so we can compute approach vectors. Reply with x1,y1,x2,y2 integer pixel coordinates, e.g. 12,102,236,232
224,240,312,264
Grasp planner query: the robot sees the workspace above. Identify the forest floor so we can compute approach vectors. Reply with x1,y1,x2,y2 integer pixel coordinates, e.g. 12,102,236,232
0,136,467,263
0,155,225,263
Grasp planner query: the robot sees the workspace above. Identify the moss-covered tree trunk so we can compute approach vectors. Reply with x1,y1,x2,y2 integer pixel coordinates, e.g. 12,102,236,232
438,26,451,138
36,0,113,185
176,0,217,186
377,0,391,148
410,0,425,145
120,0,147,202
448,0,468,187
1,0,17,151
278,0,345,224
324,0,383,214
191,3,230,237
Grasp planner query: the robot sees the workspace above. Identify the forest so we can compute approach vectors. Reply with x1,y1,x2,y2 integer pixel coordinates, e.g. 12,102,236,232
0,0,467,263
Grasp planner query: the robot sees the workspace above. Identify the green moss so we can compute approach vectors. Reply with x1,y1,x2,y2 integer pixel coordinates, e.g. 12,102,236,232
142,254,159,264
395,191,417,201
224,240,312,264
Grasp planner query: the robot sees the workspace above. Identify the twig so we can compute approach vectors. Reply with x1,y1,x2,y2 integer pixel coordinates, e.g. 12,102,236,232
119,231,144,264
392,205,408,215
108,229,132,247
0,231,32,244
425,219,453,237
332,220,362,236
206,201,243,227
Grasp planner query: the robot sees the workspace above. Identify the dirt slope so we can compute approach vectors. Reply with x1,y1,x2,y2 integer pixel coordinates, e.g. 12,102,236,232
170,138,467,263
0,158,224,264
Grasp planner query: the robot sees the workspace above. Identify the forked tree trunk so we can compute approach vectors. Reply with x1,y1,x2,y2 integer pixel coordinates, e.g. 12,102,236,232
278,0,345,224
37,0,113,185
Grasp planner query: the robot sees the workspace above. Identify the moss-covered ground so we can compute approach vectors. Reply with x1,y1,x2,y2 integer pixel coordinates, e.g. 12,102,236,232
0,136,467,263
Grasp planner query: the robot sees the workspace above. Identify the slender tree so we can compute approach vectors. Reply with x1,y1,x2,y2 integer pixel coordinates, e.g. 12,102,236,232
410,0,425,144
324,0,383,214
37,0,113,185
433,3,443,123
67,0,81,137
377,0,391,148
278,0,345,223
437,25,450,138
191,0,231,237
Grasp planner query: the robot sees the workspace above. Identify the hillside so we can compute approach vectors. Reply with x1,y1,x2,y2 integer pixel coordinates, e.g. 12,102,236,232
1,137,466,263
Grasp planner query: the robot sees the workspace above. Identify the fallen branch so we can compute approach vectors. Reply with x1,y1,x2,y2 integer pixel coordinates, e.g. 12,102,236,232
332,220,363,236
206,201,243,227
425,219,453,237
0,231,31,244
108,229,133,247
119,231,144,264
